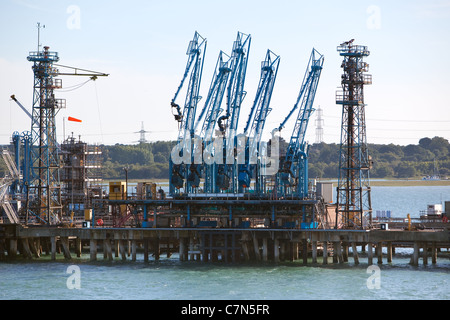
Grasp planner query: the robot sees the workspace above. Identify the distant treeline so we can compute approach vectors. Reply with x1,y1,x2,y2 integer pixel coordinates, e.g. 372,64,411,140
1,137,449,180
308,136,450,179
100,136,450,180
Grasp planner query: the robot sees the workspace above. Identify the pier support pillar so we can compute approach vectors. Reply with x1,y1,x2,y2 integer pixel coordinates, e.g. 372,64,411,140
241,236,250,262
114,240,119,258
302,240,308,264
293,242,299,261
262,238,268,262
252,234,261,261
104,239,113,261
119,240,127,261
131,240,137,261
51,237,57,261
90,239,97,261
280,241,286,262
62,238,71,260
312,241,317,264
411,242,419,266
332,242,337,263
322,242,328,265
337,242,344,263
333,242,343,264
9,239,17,259
342,242,349,262
21,238,33,259
387,242,393,263
274,238,280,263
144,239,149,262
351,242,359,265
61,237,71,260
377,242,382,265
422,242,428,266
368,243,373,265
75,238,82,258
179,238,186,261
30,238,40,258
189,237,195,261
0,240,4,260
431,242,437,264
154,238,160,261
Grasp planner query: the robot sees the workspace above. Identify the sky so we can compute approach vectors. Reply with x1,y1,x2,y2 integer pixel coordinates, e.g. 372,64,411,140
0,0,449,146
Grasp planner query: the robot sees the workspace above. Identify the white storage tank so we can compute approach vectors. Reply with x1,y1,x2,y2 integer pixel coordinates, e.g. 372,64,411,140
427,204,442,216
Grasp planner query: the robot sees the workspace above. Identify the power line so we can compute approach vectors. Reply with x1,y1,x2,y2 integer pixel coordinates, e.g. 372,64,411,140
323,115,450,123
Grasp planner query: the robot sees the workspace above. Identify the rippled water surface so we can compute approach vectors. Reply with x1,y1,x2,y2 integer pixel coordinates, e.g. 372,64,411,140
0,256,449,300
1,186,449,300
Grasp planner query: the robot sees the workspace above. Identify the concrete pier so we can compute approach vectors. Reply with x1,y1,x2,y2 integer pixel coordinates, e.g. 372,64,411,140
0,225,448,266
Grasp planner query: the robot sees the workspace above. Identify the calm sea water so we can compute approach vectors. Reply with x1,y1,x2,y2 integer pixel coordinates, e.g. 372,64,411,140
0,186,449,301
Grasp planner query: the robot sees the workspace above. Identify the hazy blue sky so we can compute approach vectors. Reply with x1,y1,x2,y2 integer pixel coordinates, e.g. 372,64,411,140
1,0,449,146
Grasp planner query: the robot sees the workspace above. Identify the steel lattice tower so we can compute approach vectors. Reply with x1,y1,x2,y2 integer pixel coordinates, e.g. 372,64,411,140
335,40,372,229
27,46,65,224
315,106,324,144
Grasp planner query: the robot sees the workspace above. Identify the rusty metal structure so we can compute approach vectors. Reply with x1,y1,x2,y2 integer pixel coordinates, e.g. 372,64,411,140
60,134,104,219
335,40,373,229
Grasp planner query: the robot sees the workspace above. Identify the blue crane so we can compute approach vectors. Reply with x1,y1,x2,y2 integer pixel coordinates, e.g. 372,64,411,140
275,48,324,199
238,49,280,194
169,32,207,195
216,32,251,193
191,51,232,193
9,95,33,192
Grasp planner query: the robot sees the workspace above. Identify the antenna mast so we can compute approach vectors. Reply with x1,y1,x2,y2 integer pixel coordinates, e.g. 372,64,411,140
37,22,45,53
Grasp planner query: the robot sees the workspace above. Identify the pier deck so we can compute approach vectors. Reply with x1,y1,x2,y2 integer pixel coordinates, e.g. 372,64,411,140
1,224,448,266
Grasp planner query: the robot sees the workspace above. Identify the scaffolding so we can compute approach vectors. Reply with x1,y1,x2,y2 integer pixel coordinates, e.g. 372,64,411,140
60,135,104,218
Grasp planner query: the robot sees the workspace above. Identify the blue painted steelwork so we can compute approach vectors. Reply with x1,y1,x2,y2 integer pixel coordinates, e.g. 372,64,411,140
169,32,207,195
275,48,324,199
21,132,32,193
9,96,33,194
238,49,280,194
193,51,232,193
216,32,251,193
27,46,64,224
10,132,21,196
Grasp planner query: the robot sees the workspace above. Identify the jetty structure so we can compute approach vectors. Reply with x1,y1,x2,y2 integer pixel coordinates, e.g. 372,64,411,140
0,31,449,266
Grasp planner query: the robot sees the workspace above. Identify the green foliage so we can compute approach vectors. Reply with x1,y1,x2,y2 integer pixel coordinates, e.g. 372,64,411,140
308,136,450,179
1,136,449,180
101,141,176,180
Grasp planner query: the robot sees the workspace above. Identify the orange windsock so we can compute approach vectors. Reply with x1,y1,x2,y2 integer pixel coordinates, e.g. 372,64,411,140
68,116,82,123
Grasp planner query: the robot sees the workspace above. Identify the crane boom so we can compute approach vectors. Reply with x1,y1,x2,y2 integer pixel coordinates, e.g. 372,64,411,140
10,95,32,119
196,51,232,141
238,50,280,191
172,31,207,140
169,32,207,195
223,32,251,144
277,48,324,198
188,51,232,193
284,49,324,165
215,32,251,193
